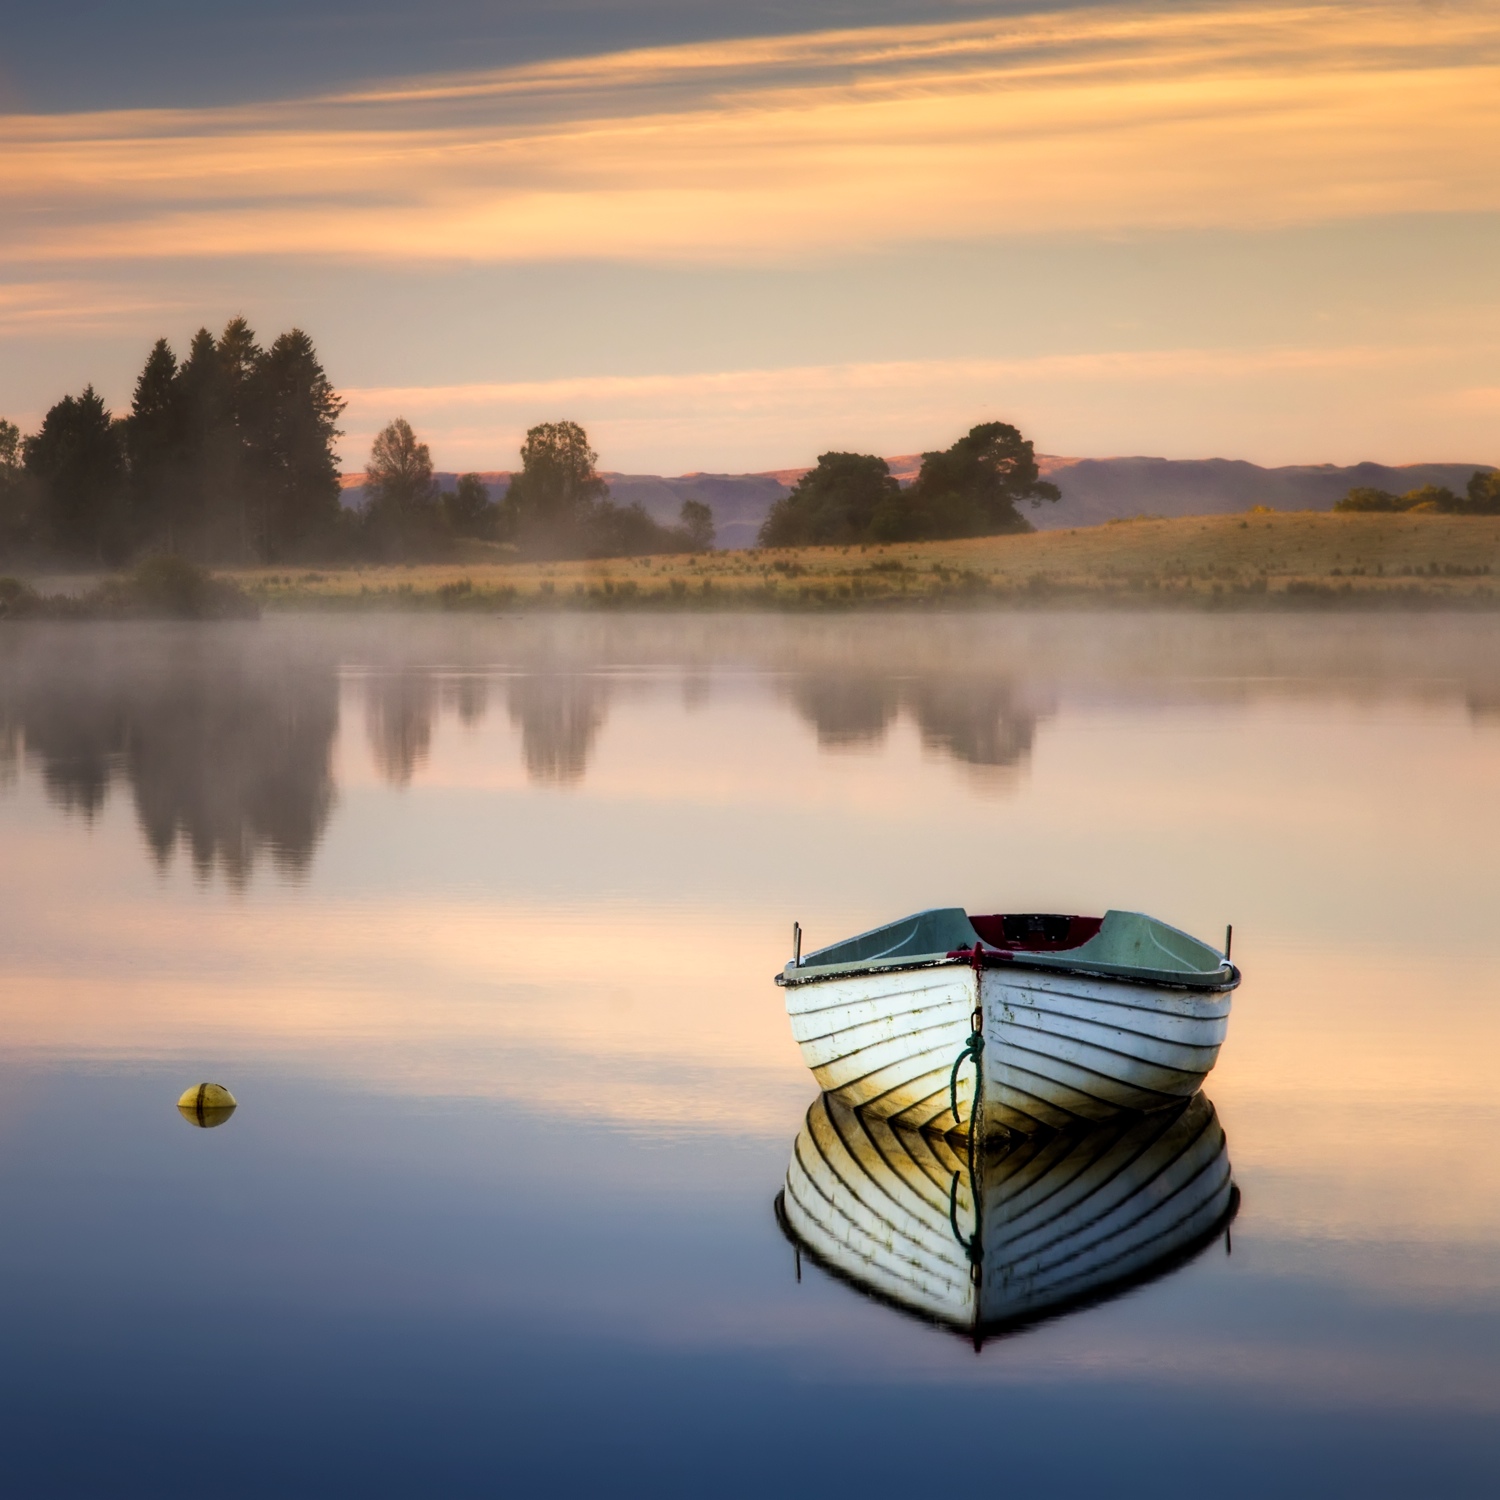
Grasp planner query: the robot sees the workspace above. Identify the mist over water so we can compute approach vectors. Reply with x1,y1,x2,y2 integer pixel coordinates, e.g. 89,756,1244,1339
0,611,1497,1496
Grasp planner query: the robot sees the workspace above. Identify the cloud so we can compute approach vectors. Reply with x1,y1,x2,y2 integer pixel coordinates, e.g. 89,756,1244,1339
336,343,1500,470
0,280,191,333
3,2,1499,266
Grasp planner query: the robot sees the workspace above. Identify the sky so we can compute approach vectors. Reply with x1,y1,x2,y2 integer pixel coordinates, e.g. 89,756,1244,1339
2,0,1497,475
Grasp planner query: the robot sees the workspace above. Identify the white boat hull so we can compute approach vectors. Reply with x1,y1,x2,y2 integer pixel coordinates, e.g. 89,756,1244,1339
784,959,1231,1135
982,965,1231,1134
779,1089,1236,1339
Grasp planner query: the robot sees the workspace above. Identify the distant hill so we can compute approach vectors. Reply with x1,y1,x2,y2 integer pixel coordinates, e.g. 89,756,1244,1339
340,456,1495,547
1032,457,1493,529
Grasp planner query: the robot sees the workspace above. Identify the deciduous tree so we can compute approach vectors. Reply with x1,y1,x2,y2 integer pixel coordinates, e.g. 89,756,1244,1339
442,473,496,538
498,420,608,556
758,453,897,548
0,418,40,556
365,417,441,555
1334,482,1491,514
887,421,1060,540
677,498,715,552
1462,470,1500,515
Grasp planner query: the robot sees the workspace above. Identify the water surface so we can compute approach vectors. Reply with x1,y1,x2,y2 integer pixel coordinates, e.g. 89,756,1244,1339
0,611,1497,1496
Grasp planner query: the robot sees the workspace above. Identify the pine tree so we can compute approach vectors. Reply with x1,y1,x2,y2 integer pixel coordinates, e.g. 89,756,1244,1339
175,327,236,558
125,338,187,550
23,387,127,561
212,318,264,559
249,329,345,559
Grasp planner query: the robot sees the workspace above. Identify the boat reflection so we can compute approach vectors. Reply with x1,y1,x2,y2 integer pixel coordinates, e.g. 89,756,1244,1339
776,1090,1237,1344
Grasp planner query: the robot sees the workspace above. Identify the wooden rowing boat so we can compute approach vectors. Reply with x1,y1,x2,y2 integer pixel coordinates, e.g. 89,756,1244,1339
776,1088,1237,1342
780,909,1238,1135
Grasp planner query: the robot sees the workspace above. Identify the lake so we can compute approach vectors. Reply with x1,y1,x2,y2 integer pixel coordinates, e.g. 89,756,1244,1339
0,610,1497,1496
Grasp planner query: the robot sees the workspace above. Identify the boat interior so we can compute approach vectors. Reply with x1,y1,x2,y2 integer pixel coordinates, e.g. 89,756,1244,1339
794,907,1229,982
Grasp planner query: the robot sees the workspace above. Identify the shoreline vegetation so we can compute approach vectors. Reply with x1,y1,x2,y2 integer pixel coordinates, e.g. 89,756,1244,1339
0,317,1065,570
7,511,1500,618
1,555,258,620
4,316,1496,616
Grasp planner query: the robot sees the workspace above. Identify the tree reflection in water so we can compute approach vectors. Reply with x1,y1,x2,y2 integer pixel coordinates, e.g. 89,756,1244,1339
505,675,610,785
0,720,15,791
363,670,438,786
906,676,1037,774
360,669,610,789
786,672,1039,782
0,628,336,882
2,628,1041,888
785,676,899,747
443,673,489,728
7,614,1495,879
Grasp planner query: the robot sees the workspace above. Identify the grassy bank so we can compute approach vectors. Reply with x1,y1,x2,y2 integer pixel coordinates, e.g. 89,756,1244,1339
22,511,1500,615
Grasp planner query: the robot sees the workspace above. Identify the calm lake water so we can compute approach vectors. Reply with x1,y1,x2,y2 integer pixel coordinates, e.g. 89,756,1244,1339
1,610,1497,1496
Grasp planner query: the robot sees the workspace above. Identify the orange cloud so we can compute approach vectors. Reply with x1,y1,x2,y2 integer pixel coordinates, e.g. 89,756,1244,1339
1,2,1498,265
333,344,1500,471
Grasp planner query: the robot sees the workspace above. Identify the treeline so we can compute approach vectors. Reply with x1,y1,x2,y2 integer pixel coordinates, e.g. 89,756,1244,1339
758,422,1059,547
0,320,1063,567
1335,475,1500,515
1,320,344,564
361,417,714,559
0,325,716,567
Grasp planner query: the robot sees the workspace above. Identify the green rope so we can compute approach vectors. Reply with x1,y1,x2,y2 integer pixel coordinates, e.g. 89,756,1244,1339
949,1008,986,1274
948,1169,970,1250
949,1024,984,1137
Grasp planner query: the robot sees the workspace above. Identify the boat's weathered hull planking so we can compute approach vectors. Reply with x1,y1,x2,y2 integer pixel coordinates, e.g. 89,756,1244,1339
784,965,977,1128
978,1096,1233,1324
994,981,1230,1061
802,1095,958,1253
792,1002,973,1073
786,971,972,1038
783,1094,974,1326
784,956,1231,1134
854,1060,966,1135
780,1091,1237,1339
981,968,1230,1132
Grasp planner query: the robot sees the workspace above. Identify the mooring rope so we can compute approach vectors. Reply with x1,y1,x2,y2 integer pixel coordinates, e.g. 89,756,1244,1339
948,1004,985,1261
948,1009,984,1137
948,1169,975,1254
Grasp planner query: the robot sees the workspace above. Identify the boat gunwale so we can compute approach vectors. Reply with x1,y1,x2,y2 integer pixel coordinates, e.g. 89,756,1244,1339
778,952,1241,995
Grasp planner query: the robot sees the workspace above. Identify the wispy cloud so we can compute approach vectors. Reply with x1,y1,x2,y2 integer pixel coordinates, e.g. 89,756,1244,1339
3,2,1498,266
0,280,191,333
336,342,1500,471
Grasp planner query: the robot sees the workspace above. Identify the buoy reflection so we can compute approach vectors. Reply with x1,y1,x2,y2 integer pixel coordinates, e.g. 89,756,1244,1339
176,1082,238,1128
776,1090,1237,1345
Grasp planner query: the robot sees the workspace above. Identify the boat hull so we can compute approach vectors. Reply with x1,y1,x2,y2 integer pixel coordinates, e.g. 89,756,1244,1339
981,964,1231,1135
784,962,978,1133
784,958,1231,1135
778,1089,1237,1340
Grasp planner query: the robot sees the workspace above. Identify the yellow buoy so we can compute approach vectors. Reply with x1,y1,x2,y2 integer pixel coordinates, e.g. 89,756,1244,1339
177,1082,237,1127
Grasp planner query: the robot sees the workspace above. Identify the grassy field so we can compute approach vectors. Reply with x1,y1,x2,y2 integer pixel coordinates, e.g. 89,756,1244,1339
227,511,1500,610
